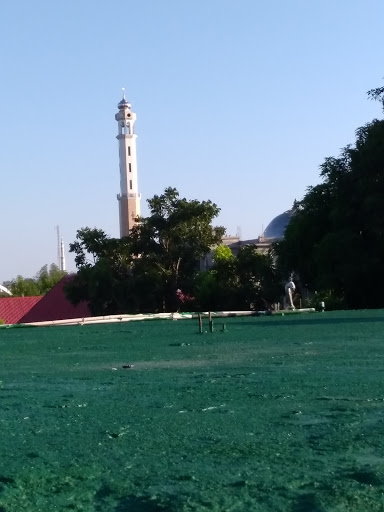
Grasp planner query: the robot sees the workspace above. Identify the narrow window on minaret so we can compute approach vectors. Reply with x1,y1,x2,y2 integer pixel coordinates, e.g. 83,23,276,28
128,146,131,156
129,180,133,190
129,163,132,172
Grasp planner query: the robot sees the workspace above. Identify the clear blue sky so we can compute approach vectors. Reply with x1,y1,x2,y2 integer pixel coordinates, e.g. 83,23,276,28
1,0,383,282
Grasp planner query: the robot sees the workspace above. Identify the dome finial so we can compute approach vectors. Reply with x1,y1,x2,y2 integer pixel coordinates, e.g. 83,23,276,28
118,88,131,109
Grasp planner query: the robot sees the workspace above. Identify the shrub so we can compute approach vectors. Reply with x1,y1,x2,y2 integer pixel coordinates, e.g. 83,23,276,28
306,290,345,311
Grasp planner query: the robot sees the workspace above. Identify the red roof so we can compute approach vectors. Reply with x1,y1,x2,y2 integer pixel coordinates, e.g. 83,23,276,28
0,296,43,325
19,275,91,324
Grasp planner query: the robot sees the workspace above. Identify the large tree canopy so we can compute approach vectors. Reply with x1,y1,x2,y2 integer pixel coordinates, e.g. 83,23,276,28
129,187,225,310
66,187,225,314
275,118,384,308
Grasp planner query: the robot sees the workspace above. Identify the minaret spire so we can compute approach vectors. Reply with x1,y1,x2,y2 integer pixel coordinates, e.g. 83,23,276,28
115,93,141,237
60,238,66,272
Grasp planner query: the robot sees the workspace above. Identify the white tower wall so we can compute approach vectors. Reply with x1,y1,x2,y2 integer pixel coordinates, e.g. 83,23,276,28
60,237,66,272
115,93,141,237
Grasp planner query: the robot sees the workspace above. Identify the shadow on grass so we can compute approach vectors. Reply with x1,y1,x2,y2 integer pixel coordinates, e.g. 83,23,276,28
348,468,383,486
292,493,325,512
0,476,15,485
114,495,175,512
94,485,177,512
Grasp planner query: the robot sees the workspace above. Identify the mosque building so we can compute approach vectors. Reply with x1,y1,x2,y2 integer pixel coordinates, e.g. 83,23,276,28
200,209,293,270
223,210,293,253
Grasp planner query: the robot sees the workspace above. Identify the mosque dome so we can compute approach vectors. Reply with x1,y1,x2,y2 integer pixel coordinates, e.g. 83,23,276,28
263,210,293,240
118,96,131,109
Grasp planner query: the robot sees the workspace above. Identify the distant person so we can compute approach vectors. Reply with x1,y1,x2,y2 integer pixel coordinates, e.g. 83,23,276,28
285,279,296,309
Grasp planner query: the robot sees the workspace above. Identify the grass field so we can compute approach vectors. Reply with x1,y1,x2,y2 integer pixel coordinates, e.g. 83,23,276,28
1,311,384,511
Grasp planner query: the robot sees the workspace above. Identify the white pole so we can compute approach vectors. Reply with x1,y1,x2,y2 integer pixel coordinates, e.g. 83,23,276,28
60,238,66,272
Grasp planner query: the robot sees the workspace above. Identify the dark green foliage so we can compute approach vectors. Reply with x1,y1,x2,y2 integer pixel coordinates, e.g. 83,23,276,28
194,245,282,311
65,228,136,315
305,290,346,311
66,187,225,314
65,231,165,316
66,188,283,315
276,118,384,309
129,187,225,311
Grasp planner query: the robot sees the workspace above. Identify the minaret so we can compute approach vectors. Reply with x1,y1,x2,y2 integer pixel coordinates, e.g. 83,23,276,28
60,238,66,272
115,90,141,237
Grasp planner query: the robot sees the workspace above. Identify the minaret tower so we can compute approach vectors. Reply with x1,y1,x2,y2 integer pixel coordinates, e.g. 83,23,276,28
115,90,141,237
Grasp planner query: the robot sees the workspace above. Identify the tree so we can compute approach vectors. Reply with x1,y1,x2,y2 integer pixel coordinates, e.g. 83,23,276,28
8,264,66,297
213,244,234,263
9,276,40,297
367,80,384,112
36,264,67,295
275,117,384,308
65,228,136,315
129,187,225,311
66,187,225,314
235,246,282,310
194,245,281,311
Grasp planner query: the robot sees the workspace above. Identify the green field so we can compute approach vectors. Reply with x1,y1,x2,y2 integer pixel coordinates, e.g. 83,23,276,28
1,311,384,511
